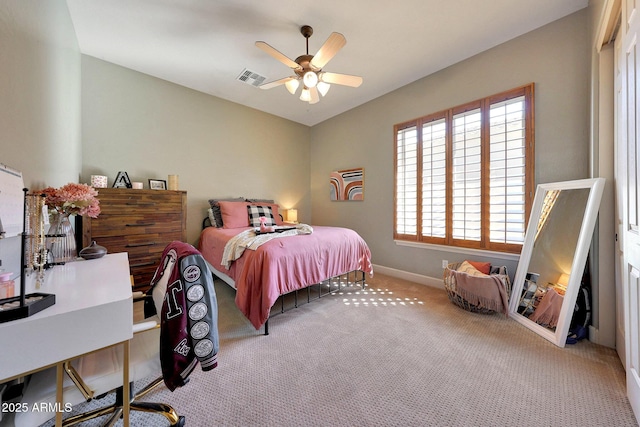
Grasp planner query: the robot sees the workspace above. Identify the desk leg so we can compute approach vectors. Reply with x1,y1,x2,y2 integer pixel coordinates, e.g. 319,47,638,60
123,340,130,427
55,363,63,427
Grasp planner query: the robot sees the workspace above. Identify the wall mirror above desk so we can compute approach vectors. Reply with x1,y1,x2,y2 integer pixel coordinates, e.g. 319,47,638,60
508,178,605,347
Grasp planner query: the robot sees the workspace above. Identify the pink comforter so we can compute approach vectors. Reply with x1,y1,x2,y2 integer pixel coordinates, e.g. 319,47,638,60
198,225,373,329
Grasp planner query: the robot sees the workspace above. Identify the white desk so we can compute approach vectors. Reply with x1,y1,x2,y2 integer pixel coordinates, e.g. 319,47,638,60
0,252,133,425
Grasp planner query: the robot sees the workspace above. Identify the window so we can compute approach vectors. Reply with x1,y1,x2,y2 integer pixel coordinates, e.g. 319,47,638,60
394,84,534,253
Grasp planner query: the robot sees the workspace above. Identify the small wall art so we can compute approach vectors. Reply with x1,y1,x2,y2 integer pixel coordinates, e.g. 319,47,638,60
330,168,364,201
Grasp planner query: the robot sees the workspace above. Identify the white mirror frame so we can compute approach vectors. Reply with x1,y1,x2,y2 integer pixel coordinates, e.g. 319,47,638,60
508,178,605,347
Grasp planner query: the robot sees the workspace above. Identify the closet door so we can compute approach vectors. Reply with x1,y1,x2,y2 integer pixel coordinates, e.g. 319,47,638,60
620,0,640,418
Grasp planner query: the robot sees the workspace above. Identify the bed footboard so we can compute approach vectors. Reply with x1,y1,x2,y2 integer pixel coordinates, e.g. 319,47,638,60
263,270,367,335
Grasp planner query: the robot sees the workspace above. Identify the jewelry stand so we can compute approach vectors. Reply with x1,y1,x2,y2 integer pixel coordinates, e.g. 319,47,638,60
0,189,55,323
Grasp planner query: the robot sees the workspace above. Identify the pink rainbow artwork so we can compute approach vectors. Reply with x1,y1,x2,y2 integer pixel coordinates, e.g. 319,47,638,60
330,168,364,201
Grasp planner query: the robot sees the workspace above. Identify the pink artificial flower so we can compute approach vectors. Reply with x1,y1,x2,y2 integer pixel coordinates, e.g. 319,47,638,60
35,183,101,218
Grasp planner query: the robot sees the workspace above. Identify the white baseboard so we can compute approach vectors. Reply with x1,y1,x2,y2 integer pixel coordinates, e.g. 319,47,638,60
588,325,615,349
372,264,444,289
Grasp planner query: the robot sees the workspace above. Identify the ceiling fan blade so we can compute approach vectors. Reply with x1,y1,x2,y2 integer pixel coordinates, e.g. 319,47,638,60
310,32,346,69
255,41,301,70
259,77,296,90
320,72,363,88
309,87,320,104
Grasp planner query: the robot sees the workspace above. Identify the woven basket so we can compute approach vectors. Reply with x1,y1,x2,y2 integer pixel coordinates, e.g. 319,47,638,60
443,262,511,314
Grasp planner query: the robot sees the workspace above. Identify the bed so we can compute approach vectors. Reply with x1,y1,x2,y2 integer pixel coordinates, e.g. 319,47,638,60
198,198,373,332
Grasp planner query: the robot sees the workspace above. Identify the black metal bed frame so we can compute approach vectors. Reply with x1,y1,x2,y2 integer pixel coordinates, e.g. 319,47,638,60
262,270,367,335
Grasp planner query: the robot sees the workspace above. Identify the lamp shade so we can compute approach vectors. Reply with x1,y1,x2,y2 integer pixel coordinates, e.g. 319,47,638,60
300,88,311,102
558,273,570,286
302,71,318,88
317,81,330,96
285,79,299,94
287,209,298,223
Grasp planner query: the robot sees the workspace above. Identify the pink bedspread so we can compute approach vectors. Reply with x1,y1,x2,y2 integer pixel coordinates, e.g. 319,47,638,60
198,225,373,329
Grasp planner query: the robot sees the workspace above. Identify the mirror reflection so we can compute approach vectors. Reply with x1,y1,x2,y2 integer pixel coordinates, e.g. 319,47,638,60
516,188,590,330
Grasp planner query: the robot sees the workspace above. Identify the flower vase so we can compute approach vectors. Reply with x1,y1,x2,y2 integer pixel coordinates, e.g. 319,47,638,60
47,214,77,262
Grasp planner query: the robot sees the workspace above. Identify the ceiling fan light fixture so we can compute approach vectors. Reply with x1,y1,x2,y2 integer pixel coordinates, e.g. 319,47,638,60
317,81,330,97
300,87,311,102
256,26,362,105
302,71,318,88
285,78,299,94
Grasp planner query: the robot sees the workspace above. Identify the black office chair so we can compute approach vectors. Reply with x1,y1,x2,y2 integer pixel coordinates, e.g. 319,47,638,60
15,241,219,427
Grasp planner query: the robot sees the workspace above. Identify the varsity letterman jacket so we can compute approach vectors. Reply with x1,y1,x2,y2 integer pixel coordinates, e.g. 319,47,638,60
145,241,219,391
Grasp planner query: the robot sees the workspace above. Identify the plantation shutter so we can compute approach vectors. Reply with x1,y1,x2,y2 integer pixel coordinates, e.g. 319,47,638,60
392,83,533,253
451,109,482,241
421,119,447,238
395,125,418,236
488,96,527,245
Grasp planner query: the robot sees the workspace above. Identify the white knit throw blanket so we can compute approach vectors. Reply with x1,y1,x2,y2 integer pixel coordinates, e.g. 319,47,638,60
221,224,313,269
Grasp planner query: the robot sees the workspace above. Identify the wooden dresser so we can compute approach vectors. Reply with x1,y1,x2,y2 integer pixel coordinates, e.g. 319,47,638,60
80,188,187,292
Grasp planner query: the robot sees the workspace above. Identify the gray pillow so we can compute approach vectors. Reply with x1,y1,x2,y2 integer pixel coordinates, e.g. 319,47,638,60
245,198,275,203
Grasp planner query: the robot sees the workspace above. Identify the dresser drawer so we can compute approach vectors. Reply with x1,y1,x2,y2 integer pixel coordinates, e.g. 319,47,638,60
89,214,183,238
95,189,183,215
93,232,184,257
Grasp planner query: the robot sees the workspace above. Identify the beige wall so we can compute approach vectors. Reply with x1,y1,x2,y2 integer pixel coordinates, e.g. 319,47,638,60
0,0,81,280
586,0,617,348
80,57,311,244
310,10,591,281
0,0,81,189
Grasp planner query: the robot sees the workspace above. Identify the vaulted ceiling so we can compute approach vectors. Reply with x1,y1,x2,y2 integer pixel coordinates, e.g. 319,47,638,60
66,0,588,126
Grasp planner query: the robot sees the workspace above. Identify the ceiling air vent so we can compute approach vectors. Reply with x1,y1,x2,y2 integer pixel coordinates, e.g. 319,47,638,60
237,69,266,87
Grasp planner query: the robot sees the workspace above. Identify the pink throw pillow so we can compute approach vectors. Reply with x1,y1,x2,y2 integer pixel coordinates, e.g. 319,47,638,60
219,201,250,228
466,260,491,275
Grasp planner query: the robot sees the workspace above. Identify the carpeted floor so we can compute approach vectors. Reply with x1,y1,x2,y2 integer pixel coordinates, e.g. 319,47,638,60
43,273,637,426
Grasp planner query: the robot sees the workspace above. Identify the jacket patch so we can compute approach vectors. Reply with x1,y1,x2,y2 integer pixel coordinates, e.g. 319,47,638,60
174,338,191,357
189,302,208,320
183,265,201,282
194,339,214,357
186,284,205,302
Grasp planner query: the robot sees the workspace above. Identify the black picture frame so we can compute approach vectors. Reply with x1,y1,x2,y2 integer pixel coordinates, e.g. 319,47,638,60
148,179,167,190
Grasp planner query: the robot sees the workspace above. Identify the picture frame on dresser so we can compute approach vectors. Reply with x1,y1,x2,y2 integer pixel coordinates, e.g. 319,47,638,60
148,179,167,190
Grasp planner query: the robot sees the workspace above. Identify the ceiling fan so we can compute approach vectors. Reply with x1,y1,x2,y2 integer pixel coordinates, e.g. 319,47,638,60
256,25,363,104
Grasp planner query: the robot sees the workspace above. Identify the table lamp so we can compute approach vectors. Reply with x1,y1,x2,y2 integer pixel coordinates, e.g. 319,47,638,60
287,209,298,223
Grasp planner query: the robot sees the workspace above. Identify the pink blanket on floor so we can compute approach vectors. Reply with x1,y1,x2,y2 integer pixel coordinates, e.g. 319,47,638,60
199,225,373,329
450,270,509,316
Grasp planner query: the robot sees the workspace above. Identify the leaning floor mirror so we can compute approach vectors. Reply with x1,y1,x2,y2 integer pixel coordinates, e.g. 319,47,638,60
508,178,605,347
